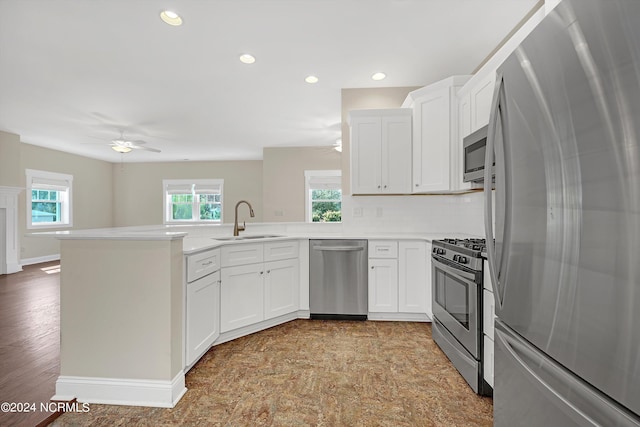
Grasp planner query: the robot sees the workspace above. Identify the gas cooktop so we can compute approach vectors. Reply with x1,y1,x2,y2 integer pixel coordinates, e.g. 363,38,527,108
433,238,487,258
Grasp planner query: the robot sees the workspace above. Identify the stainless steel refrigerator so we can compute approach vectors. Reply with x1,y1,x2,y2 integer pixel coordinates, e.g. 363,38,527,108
484,0,640,425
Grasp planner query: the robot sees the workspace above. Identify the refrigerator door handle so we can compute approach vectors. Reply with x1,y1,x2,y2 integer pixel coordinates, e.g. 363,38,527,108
485,73,505,308
496,323,640,426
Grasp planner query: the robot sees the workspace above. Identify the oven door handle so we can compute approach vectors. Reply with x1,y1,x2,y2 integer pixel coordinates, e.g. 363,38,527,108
432,258,477,283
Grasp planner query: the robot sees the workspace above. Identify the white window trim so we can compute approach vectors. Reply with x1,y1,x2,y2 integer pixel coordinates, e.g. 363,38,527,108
26,169,73,229
304,170,341,223
163,179,224,224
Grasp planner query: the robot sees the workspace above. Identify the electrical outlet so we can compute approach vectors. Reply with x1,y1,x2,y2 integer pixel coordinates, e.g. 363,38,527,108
353,207,363,217
274,210,284,217
376,207,383,217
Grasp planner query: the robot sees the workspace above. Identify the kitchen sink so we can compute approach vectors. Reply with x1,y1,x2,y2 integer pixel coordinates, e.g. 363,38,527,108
213,234,282,241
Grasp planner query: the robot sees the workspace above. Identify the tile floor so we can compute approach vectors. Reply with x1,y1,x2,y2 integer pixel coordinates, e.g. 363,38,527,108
51,319,493,426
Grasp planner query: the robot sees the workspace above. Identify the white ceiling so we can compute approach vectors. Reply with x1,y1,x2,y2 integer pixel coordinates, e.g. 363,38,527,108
0,0,539,163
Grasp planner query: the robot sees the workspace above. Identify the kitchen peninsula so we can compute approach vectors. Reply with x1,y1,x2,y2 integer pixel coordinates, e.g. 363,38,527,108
41,223,464,408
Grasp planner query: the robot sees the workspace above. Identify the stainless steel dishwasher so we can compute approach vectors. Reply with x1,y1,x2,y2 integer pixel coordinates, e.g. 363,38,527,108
309,239,368,320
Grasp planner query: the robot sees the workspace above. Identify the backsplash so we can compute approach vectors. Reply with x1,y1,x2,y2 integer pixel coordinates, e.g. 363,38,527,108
342,192,485,236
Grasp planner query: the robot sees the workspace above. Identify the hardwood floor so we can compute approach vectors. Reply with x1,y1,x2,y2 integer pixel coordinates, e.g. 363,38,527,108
0,262,61,427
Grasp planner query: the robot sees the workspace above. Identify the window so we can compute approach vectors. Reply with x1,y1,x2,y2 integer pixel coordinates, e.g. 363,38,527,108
26,169,73,229
304,170,341,222
163,179,223,224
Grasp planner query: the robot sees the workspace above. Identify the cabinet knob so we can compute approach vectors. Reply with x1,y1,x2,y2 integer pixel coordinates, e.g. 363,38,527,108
371,266,374,269
377,185,381,189
415,183,419,187
260,271,264,275
383,185,387,189
267,270,271,274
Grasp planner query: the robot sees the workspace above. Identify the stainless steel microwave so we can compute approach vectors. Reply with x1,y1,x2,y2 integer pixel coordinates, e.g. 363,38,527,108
463,125,494,182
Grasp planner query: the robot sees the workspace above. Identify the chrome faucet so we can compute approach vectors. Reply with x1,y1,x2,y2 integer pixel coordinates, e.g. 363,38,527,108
233,200,255,236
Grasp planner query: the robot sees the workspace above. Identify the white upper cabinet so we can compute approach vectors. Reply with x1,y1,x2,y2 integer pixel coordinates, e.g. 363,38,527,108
469,72,496,133
403,76,471,193
349,108,412,195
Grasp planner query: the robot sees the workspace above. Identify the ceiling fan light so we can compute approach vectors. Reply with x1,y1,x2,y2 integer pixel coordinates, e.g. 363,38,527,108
112,145,132,153
160,10,183,26
239,54,256,64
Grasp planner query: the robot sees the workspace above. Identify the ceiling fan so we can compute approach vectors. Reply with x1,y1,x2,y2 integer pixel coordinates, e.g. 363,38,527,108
108,135,161,154
84,131,161,154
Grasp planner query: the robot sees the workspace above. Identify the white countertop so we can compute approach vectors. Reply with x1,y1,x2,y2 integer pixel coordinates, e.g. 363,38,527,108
29,223,480,254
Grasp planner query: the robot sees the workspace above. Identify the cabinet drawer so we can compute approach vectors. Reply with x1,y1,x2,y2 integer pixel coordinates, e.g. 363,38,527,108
187,248,221,283
221,243,264,267
368,240,398,258
264,240,299,262
483,289,495,340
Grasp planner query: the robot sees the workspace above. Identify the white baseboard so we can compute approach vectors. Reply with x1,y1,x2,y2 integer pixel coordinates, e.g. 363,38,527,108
367,312,431,322
21,254,60,266
53,372,187,408
5,261,23,274
216,311,300,346
297,309,310,319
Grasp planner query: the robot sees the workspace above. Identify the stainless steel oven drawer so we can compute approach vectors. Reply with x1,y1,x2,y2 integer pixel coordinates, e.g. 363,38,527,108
433,318,479,393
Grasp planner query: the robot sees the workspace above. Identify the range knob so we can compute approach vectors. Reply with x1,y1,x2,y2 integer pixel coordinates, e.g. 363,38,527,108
453,255,459,262
432,247,438,254
437,248,446,255
459,256,468,264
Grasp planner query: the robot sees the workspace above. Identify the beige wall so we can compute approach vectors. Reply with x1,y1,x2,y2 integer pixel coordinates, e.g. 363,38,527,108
60,238,183,381
0,130,21,187
19,143,114,261
112,160,263,226
341,87,420,195
262,146,341,222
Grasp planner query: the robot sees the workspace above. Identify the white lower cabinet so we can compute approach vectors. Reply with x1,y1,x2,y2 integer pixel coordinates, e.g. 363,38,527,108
220,263,265,333
368,258,398,313
264,259,299,320
186,271,220,367
484,335,494,388
368,240,429,321
185,248,221,369
483,259,495,388
220,241,299,334
398,241,427,314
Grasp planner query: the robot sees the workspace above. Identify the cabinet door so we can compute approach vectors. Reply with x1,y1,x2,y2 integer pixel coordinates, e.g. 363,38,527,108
470,71,496,132
264,258,299,320
483,288,495,340
454,93,473,192
412,87,451,192
425,242,432,319
220,264,264,332
458,92,472,139
368,258,398,313
381,114,412,193
483,335,494,387
350,116,382,194
186,270,220,367
398,241,427,314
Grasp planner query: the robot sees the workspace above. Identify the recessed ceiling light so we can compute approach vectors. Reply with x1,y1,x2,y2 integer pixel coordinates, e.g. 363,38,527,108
239,54,256,64
371,72,386,81
160,10,183,26
305,75,319,84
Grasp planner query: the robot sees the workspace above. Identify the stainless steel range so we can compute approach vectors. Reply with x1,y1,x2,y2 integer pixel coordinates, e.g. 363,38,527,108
431,238,491,396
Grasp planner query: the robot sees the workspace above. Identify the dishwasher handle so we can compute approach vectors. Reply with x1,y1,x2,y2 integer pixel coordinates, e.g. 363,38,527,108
313,246,365,252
